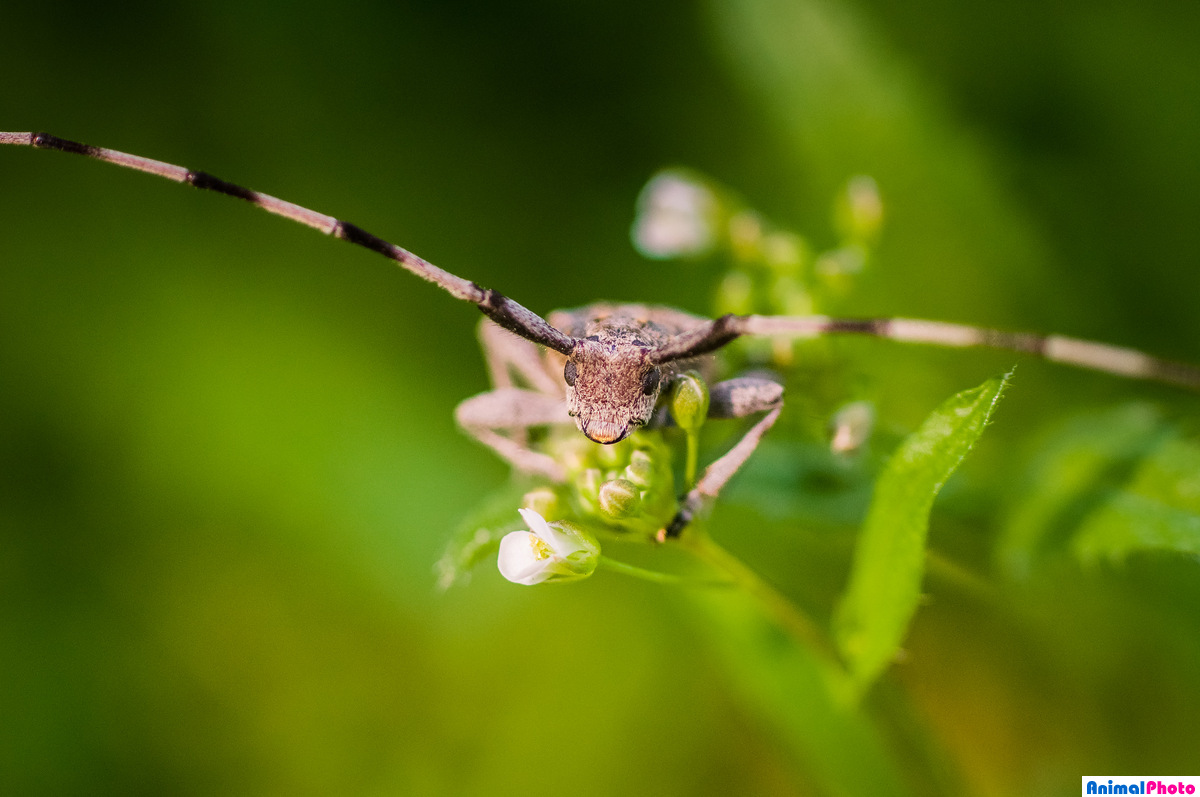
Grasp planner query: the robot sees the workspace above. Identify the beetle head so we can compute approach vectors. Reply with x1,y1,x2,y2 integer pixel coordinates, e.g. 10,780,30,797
563,338,663,444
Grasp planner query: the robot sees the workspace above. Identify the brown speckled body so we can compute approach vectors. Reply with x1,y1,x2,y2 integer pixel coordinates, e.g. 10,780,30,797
547,304,713,444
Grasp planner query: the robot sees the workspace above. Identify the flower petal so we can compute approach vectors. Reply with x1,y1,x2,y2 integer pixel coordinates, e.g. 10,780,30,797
518,507,576,556
497,531,554,585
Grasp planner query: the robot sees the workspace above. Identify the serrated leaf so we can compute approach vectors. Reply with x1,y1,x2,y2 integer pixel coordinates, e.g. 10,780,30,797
835,373,1010,694
1073,492,1200,563
1072,436,1200,564
996,403,1167,578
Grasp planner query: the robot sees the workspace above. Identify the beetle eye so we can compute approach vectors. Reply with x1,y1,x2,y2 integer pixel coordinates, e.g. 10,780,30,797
641,369,661,395
563,360,577,387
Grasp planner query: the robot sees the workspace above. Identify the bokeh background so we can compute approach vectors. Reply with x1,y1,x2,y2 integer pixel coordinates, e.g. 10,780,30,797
2,0,1199,794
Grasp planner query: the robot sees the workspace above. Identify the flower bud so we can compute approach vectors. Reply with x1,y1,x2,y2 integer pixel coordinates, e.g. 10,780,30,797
497,508,600,586
769,274,814,316
834,175,883,242
830,400,875,455
598,479,642,518
670,372,710,433
631,171,718,259
521,487,561,519
814,245,866,278
624,450,656,488
763,232,807,275
728,211,763,262
715,270,755,316
579,468,603,502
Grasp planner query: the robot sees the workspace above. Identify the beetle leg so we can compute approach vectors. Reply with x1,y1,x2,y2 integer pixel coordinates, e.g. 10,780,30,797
663,404,783,538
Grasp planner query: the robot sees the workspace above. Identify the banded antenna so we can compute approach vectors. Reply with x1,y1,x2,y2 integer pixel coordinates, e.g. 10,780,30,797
652,315,1200,389
0,132,576,356
4,131,1199,390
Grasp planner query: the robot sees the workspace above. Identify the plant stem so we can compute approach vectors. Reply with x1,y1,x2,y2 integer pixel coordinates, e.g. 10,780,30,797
598,556,731,586
925,550,996,604
685,430,699,488
682,531,838,663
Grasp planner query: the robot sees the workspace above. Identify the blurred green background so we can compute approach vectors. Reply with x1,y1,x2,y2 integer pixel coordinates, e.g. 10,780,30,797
2,0,1199,794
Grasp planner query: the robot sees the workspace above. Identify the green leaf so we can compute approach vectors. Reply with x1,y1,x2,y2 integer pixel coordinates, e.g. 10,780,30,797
996,404,1167,578
1073,436,1200,564
694,590,917,797
834,373,1011,694
435,482,534,590
1073,492,1200,563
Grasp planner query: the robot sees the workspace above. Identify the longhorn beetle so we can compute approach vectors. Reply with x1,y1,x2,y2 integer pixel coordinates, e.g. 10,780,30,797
4,132,1199,538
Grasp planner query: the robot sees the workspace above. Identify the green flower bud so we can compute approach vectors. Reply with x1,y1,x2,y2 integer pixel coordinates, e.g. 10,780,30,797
769,274,814,316
599,479,643,518
728,211,763,263
670,372,710,433
521,487,561,520
762,232,807,275
715,270,755,316
580,468,603,500
814,245,866,278
624,450,656,488
834,175,883,243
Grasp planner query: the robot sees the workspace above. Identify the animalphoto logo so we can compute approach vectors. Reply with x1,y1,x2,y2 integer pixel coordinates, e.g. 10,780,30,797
1083,778,1199,795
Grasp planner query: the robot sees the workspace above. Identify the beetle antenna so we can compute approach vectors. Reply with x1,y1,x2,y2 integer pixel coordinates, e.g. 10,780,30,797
0,132,577,355
651,313,1200,391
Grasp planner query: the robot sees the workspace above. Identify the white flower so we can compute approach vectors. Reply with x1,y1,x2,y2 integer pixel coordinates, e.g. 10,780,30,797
497,508,600,586
631,171,718,259
830,400,875,455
